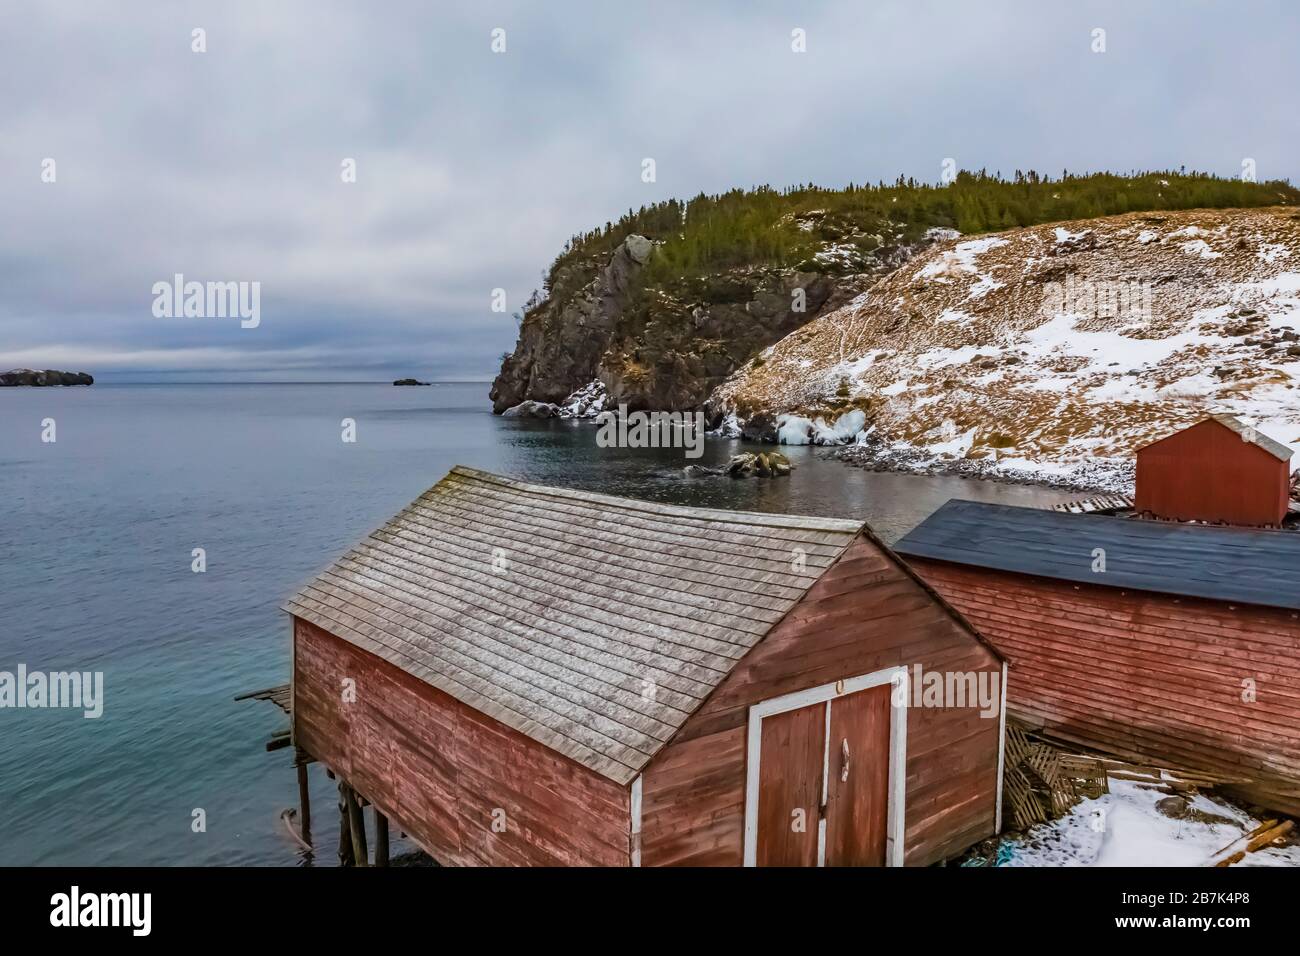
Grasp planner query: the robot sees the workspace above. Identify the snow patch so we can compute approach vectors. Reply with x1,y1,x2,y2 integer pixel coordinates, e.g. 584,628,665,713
1181,238,1222,259
776,409,867,446
1000,779,1300,868
558,380,608,419
708,411,742,438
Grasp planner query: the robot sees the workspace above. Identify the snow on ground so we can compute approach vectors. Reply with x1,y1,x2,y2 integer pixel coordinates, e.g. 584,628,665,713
999,779,1300,867
712,206,1300,487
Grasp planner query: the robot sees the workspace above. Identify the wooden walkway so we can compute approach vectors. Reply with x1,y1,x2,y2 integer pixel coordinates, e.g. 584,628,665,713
234,683,291,715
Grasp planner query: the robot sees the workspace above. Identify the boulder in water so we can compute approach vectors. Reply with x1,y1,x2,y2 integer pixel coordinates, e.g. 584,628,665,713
725,451,793,479
502,400,561,418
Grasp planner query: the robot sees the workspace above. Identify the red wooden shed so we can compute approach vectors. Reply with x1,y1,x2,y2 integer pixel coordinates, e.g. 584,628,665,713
1135,414,1293,526
284,466,1006,866
897,500,1300,815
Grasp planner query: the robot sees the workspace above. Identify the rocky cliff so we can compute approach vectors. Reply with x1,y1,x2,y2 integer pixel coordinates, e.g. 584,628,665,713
490,228,942,414
491,235,655,412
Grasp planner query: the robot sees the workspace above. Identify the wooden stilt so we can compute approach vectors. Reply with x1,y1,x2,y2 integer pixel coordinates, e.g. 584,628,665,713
345,784,368,867
336,781,354,867
297,762,312,847
374,808,390,867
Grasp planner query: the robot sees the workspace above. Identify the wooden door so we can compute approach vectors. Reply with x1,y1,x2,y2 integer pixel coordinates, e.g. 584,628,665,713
752,683,893,866
824,684,891,866
754,701,825,866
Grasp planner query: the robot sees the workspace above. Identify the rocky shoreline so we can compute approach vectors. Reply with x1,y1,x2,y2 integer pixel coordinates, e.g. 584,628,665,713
831,440,1136,495
1,368,94,386
499,383,1134,494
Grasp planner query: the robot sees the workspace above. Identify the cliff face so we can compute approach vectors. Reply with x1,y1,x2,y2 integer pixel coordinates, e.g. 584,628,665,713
490,236,653,413
712,206,1300,472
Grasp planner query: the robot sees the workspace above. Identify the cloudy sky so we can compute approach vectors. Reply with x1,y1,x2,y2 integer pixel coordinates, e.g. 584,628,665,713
2,1,1297,382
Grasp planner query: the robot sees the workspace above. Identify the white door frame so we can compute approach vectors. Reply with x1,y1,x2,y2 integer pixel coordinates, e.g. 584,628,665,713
742,665,908,867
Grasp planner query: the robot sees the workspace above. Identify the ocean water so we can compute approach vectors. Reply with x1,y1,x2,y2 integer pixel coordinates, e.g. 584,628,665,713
0,383,1070,866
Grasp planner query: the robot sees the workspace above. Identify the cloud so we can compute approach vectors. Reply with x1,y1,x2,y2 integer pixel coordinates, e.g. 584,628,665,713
1,0,1297,381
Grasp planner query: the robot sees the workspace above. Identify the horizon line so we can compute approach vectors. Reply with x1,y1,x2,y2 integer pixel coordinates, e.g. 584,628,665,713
90,379,494,385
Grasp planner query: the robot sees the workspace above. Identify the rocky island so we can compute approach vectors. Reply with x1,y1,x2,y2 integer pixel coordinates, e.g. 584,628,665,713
393,378,431,386
1,368,94,386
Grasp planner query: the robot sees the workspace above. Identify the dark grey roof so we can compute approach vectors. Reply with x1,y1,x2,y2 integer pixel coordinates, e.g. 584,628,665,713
895,499,1300,611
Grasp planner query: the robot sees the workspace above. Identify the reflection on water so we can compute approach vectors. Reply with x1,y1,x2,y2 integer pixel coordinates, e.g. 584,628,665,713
495,417,1072,544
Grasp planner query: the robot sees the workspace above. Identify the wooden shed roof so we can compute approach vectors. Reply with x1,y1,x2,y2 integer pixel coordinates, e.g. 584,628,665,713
285,466,864,785
896,499,1300,611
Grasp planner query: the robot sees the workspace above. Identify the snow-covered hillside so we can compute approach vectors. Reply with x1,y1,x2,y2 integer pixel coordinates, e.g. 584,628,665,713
711,207,1300,487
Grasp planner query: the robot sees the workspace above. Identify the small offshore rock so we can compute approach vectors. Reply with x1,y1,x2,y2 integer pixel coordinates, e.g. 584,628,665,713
1,368,94,387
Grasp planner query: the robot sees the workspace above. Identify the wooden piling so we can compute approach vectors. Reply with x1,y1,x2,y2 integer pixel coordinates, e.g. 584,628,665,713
374,808,390,866
336,781,354,867
296,762,312,847
344,784,368,867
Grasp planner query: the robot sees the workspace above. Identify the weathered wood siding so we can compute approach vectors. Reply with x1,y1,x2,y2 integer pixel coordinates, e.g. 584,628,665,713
292,617,631,866
1136,418,1290,526
638,534,1004,867
906,558,1300,815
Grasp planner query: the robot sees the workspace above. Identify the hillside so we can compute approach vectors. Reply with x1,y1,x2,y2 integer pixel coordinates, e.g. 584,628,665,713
491,172,1298,415
711,206,1300,488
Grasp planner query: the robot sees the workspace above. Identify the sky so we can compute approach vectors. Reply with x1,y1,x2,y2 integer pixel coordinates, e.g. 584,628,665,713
2,0,1298,382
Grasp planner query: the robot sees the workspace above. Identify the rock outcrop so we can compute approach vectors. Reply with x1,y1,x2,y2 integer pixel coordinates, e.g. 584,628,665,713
725,451,793,478
393,378,431,386
491,235,654,413
490,234,904,415
1,368,93,386
501,399,560,418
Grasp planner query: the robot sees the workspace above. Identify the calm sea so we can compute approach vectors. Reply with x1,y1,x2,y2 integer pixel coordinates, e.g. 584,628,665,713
0,383,1069,865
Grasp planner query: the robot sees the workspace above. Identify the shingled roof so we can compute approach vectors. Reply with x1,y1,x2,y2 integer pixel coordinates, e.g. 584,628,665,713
896,499,1300,611
285,466,864,784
